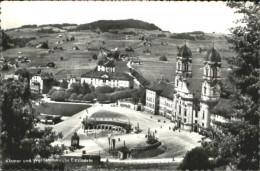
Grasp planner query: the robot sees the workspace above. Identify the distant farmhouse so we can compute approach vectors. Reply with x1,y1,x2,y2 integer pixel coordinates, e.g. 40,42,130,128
144,44,224,133
81,52,134,88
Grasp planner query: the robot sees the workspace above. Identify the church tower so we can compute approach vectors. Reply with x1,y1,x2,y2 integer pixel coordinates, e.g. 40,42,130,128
174,42,192,91
199,45,222,129
173,42,194,131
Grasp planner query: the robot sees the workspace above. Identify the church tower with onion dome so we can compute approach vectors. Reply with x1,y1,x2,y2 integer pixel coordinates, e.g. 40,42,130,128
174,42,192,91
199,44,222,129
173,42,195,131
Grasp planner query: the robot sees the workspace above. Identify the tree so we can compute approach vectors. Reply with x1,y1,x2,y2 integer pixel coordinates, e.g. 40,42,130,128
60,79,68,89
41,42,49,49
80,81,91,94
1,80,64,162
93,54,97,60
70,82,82,94
203,2,259,170
159,55,168,61
46,61,56,68
179,147,211,170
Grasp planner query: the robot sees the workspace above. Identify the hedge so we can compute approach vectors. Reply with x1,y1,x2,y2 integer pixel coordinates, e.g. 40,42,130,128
97,89,138,102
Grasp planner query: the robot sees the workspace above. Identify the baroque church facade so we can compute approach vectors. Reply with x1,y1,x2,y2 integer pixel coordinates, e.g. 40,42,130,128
145,44,222,132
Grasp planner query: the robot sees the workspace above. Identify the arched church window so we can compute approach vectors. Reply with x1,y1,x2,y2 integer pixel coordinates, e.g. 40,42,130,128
178,62,181,71
184,63,188,72
179,105,181,115
213,68,218,78
204,86,207,95
205,66,209,77
213,87,216,95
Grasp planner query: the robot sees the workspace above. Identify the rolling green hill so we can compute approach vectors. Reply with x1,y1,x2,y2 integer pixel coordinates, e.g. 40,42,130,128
76,19,162,32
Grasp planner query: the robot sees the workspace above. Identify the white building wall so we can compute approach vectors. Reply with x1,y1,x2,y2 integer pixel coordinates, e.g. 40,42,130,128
81,77,130,88
199,103,210,128
30,76,43,93
145,89,156,114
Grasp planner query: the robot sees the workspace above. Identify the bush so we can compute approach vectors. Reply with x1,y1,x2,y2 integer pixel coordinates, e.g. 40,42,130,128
178,147,212,170
47,61,56,68
48,89,57,96
96,85,114,94
159,56,167,61
69,93,77,100
76,94,84,101
93,54,98,60
64,91,71,99
83,94,94,102
51,90,66,101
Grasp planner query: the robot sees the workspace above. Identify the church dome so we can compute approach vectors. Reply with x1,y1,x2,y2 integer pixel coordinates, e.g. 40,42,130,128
204,47,221,63
177,44,192,58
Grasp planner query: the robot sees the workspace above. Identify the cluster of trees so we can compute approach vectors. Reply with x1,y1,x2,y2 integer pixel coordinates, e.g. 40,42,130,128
49,82,140,103
38,42,49,49
125,47,134,52
39,23,78,29
66,36,75,41
156,34,166,37
77,19,161,32
107,50,120,60
20,24,38,28
1,79,65,163
37,28,57,33
49,82,94,102
180,2,259,170
1,31,36,51
121,31,137,35
170,33,195,40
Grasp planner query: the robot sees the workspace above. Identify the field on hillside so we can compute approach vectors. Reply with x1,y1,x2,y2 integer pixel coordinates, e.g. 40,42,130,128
3,27,235,93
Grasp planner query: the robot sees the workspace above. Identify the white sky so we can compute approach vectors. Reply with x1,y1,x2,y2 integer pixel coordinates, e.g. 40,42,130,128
1,1,242,33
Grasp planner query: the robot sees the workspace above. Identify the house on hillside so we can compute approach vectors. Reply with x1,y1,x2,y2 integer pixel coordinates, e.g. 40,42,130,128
81,57,134,88
68,76,80,89
72,46,80,50
27,69,54,94
143,49,151,55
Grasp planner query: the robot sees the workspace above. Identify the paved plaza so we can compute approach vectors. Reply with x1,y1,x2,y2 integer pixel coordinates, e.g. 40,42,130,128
38,104,203,159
